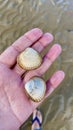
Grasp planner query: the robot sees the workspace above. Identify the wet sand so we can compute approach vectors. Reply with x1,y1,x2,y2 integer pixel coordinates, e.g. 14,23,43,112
0,0,73,130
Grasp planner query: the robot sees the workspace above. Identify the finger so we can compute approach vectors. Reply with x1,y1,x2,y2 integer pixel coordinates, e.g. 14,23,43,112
14,33,53,76
0,28,43,68
46,70,65,97
32,33,53,52
29,70,65,109
24,44,62,83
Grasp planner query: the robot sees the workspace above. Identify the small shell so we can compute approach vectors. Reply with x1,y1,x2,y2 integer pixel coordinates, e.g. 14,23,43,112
17,47,42,70
24,77,46,102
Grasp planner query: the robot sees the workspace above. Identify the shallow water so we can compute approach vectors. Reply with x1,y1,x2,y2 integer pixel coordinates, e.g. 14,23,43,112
0,0,73,130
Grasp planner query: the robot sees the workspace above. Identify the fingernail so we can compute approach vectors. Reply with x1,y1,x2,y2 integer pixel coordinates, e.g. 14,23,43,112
51,71,65,87
32,28,43,36
39,33,53,46
44,33,54,41
25,28,43,41
47,44,62,62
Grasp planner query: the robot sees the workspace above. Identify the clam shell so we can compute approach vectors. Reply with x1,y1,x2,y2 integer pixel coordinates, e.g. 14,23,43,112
17,47,42,70
24,77,46,102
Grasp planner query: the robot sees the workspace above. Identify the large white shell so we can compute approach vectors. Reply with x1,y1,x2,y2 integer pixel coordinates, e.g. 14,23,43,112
24,77,46,102
17,47,42,70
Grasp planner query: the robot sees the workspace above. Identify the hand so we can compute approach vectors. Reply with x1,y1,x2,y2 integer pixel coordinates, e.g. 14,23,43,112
0,28,65,130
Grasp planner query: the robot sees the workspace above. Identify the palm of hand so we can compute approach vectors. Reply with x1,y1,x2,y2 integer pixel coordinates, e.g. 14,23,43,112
0,28,65,130
0,63,35,130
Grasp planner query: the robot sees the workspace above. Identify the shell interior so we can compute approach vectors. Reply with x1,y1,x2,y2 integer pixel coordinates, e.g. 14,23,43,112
24,77,46,102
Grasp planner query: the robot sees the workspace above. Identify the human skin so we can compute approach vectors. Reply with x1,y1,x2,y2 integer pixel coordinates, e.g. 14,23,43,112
0,28,65,130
